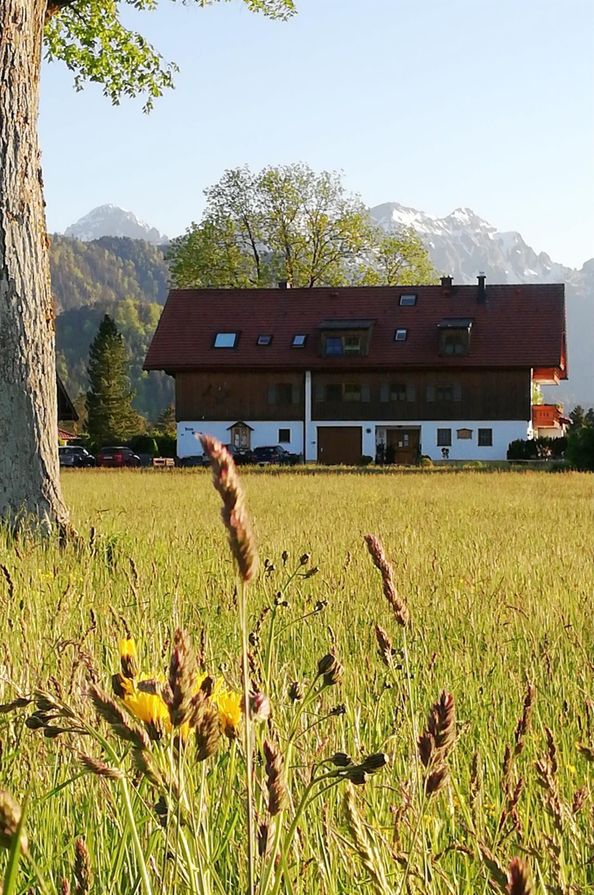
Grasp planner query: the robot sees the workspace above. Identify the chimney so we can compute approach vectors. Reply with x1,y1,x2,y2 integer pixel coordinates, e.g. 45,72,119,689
477,272,486,303
440,275,453,292
278,280,291,290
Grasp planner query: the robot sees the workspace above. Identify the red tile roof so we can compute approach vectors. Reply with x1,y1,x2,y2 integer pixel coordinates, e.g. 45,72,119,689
144,284,566,375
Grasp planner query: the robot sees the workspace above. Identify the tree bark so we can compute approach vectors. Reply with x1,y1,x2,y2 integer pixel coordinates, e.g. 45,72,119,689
0,0,69,530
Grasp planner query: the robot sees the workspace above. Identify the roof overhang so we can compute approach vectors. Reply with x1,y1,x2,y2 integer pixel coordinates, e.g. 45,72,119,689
316,319,375,330
437,318,473,330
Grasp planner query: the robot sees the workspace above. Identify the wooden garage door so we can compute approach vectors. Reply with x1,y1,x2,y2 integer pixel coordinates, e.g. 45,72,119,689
317,427,362,465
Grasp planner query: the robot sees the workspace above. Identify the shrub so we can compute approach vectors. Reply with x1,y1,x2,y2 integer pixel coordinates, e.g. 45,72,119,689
507,437,566,461
566,426,594,470
129,434,159,456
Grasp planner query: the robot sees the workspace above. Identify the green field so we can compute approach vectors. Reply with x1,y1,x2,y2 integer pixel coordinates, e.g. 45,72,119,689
1,469,593,894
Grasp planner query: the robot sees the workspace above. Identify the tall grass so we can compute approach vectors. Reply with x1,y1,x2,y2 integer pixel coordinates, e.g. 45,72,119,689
0,468,592,893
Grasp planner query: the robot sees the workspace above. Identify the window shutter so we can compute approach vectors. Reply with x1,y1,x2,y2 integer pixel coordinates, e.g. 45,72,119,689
267,384,277,405
453,383,462,402
406,384,416,402
291,383,300,404
361,384,371,402
426,385,435,402
380,383,389,403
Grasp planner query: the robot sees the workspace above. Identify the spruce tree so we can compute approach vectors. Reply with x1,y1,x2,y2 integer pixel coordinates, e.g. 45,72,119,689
86,315,139,445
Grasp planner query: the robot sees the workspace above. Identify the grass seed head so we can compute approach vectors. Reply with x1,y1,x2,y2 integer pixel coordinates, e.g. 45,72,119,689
374,625,394,667
0,789,27,854
514,679,535,756
364,535,409,627
78,753,124,781
194,697,221,761
200,435,258,583
330,752,353,767
506,857,534,895
263,739,288,816
288,681,303,702
317,653,344,686
74,836,93,895
89,684,150,751
165,628,197,728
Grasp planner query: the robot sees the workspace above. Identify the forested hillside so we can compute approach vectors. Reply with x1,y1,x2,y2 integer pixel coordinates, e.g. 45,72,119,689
51,236,172,421
50,235,169,312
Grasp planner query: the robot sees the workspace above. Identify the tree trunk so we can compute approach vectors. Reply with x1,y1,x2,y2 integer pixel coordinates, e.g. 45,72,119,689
0,0,69,530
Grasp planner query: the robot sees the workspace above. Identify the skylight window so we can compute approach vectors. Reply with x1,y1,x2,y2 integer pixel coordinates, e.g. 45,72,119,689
257,334,272,346
291,334,307,348
399,294,417,306
394,328,408,342
213,332,238,349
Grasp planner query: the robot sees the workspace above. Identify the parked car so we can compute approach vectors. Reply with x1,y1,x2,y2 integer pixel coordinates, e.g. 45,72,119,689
224,444,253,465
96,446,141,468
178,444,252,468
58,445,96,468
251,445,301,466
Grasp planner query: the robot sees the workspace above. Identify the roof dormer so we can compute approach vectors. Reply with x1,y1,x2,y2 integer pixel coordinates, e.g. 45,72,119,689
316,319,374,357
437,318,473,357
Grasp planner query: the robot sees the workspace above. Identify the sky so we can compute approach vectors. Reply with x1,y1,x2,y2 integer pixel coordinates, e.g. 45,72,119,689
40,0,594,268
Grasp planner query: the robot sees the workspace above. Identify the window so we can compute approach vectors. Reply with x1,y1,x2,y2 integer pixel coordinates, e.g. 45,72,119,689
278,428,291,443
440,331,469,355
427,383,462,402
257,334,272,346
399,294,417,306
325,384,342,402
213,332,238,348
344,335,362,355
437,429,452,447
478,428,493,447
343,383,362,402
318,383,370,402
436,385,454,402
322,334,363,356
291,334,307,347
394,328,408,342
268,383,299,405
324,336,343,356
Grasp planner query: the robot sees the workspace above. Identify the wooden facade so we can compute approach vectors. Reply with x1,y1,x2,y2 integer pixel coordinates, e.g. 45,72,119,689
175,371,304,422
312,369,530,421
176,368,531,423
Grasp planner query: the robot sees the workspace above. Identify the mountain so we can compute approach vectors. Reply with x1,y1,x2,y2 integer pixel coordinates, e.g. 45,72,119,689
64,204,168,244
54,204,592,410
50,235,169,313
371,203,593,407
50,235,173,420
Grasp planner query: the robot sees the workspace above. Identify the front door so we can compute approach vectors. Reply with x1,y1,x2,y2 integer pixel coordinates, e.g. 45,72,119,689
386,428,420,465
317,426,362,465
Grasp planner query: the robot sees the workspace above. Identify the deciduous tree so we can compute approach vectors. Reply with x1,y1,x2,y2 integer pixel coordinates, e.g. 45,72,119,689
169,164,437,289
0,0,294,529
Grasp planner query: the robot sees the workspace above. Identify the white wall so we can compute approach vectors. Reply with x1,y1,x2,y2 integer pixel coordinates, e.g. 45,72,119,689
177,421,304,458
179,419,529,461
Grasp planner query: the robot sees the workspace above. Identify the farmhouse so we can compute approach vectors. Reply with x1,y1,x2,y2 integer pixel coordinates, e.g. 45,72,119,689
144,276,567,464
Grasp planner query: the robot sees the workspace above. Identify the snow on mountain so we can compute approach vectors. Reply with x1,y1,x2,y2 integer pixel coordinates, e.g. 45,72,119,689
64,204,167,244
370,202,592,406
370,202,570,284
61,202,592,405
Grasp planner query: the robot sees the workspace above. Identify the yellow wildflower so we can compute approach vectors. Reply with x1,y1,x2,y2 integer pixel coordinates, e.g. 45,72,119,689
119,639,139,680
214,688,242,739
112,640,242,743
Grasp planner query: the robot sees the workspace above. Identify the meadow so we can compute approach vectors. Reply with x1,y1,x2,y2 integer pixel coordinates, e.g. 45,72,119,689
0,466,593,894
